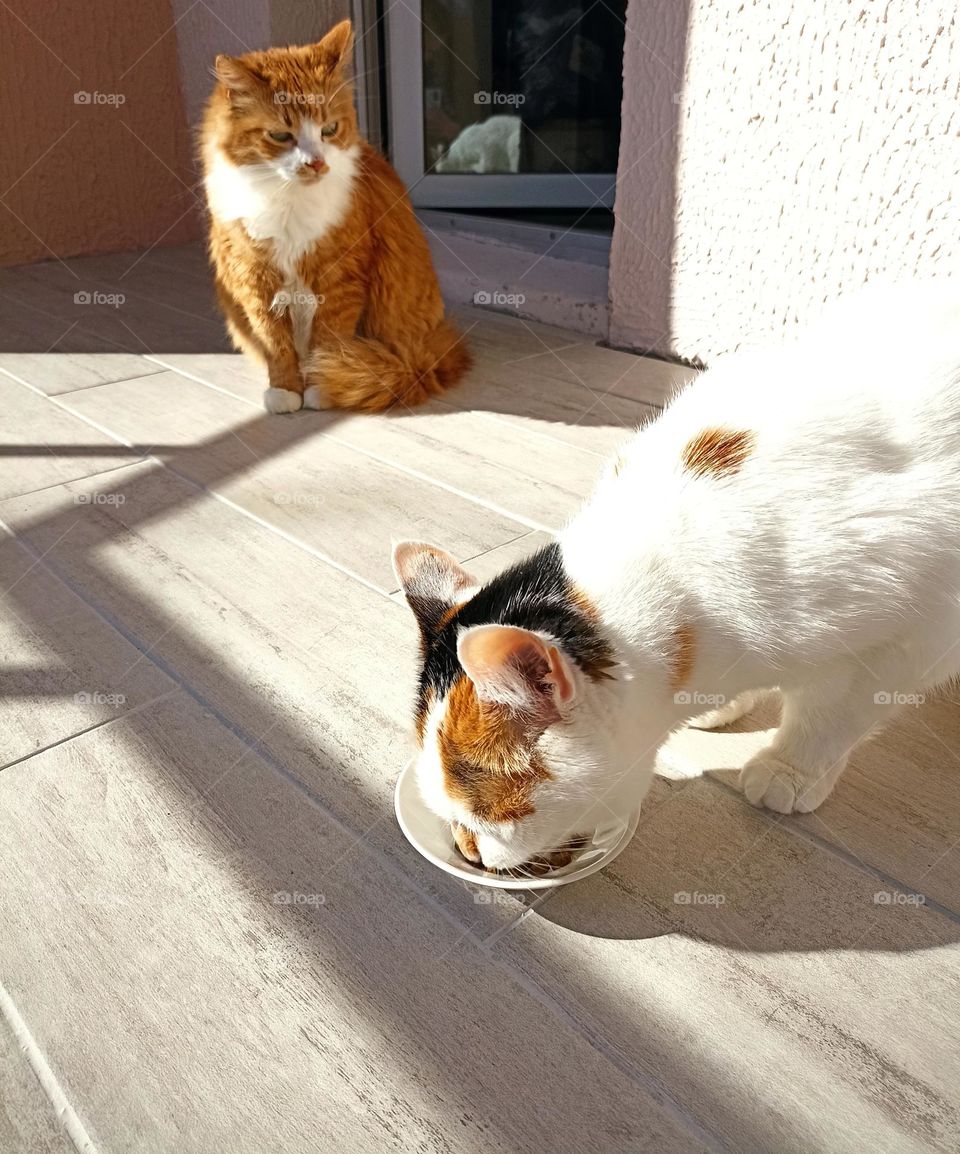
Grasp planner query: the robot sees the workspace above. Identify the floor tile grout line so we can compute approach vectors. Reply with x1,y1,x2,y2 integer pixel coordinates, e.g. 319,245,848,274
139,356,560,533
385,529,543,597
469,407,610,457
5,362,551,635
474,939,729,1154
703,772,960,926
459,529,541,565
0,688,179,776
0,366,137,448
163,474,391,598
0,457,145,504
320,430,557,534
144,343,662,445
4,492,724,1148
0,979,101,1154
1,366,397,600
471,402,641,452
31,367,168,397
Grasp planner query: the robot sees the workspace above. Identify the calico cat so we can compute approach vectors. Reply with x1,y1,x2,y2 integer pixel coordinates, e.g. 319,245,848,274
201,21,471,414
394,283,960,872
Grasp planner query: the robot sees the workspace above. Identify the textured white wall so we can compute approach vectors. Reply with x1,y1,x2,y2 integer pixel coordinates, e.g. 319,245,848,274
610,0,960,362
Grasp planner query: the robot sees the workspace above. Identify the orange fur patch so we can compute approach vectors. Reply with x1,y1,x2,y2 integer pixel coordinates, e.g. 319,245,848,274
452,823,481,863
435,600,466,633
682,427,755,478
438,677,548,823
670,624,696,692
567,585,618,681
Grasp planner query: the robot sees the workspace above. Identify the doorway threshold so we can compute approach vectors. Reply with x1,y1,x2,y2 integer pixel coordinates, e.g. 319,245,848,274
417,210,610,339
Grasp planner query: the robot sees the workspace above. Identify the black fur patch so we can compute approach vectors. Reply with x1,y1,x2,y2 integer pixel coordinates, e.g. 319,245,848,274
414,542,614,732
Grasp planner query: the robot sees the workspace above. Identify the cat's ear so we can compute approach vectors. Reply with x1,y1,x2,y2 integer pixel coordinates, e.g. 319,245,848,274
457,625,577,726
314,19,354,71
214,54,267,96
393,541,476,637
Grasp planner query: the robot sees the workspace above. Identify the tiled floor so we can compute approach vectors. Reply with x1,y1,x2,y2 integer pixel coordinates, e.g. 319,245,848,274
1,244,959,1154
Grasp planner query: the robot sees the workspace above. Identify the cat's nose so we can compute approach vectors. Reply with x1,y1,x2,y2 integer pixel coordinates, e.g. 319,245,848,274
304,157,327,173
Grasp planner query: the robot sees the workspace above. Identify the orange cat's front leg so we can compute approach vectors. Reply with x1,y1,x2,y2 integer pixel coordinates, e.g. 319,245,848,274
212,233,305,413
244,294,304,414
216,282,300,406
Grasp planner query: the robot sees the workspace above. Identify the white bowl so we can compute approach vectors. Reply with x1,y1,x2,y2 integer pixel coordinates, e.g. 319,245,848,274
394,759,641,890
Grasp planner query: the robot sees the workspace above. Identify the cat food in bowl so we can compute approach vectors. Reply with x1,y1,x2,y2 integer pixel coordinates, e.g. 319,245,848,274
394,760,641,890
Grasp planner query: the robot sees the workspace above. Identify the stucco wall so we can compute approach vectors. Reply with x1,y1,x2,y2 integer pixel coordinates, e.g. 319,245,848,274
0,0,349,268
0,0,200,266
610,0,960,362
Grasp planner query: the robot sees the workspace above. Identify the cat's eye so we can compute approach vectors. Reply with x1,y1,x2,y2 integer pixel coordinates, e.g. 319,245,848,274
267,130,294,144
320,122,339,138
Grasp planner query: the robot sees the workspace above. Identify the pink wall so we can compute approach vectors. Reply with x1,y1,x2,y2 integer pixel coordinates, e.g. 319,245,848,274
0,0,354,269
0,0,200,266
610,0,960,362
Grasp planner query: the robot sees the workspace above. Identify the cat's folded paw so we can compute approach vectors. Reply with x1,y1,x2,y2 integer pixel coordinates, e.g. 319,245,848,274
263,387,303,414
688,690,761,730
302,384,332,410
740,752,835,814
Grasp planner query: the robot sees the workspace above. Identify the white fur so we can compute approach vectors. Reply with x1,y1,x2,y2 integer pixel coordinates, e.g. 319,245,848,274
205,137,359,410
204,141,359,275
415,281,960,867
263,387,303,414
302,384,330,410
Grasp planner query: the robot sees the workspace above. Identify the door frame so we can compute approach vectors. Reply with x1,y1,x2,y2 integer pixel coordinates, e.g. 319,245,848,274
382,0,617,209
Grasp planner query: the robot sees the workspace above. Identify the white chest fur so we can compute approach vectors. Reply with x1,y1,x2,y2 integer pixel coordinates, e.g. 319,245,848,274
204,144,360,277
205,144,360,360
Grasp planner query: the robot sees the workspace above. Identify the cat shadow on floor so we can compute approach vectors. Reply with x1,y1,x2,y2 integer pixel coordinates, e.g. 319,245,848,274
530,692,960,952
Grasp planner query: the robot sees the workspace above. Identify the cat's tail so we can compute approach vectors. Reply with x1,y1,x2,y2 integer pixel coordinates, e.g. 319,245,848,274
302,319,472,414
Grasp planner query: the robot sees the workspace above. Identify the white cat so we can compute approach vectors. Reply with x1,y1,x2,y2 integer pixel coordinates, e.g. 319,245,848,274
394,282,960,872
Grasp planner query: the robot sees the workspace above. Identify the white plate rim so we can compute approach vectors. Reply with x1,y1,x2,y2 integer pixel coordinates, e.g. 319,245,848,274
394,759,641,890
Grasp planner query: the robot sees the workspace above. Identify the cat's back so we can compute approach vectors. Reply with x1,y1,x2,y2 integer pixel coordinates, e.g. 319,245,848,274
566,282,960,626
647,280,960,483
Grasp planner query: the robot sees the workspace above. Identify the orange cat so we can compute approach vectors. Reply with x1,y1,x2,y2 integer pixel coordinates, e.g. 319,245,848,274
200,21,471,414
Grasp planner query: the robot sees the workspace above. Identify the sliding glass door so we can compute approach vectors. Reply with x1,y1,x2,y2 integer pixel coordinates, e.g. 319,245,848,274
385,0,627,208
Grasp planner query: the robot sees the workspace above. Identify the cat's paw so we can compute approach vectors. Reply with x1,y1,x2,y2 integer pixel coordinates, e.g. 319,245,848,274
740,752,836,814
263,387,303,414
688,690,760,730
302,384,332,410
